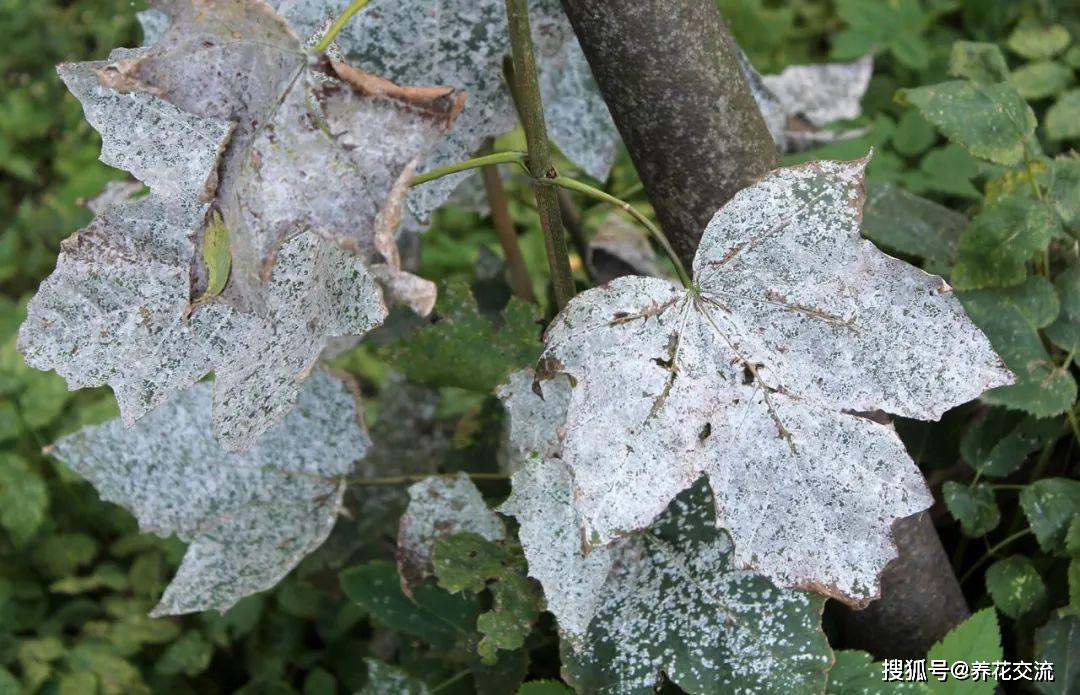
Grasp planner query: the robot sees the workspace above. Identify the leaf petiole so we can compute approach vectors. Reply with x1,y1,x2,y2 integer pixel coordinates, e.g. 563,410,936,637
539,176,692,288
410,151,529,187
314,0,371,53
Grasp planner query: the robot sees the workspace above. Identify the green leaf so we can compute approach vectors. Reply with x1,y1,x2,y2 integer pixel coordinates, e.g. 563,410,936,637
960,277,1075,417
340,560,478,650
303,668,338,695
900,79,1036,165
476,573,539,664
0,453,47,545
49,562,129,594
1011,61,1074,101
833,0,930,70
1007,24,1072,60
196,210,232,302
32,533,98,579
1068,516,1080,557
960,409,1062,478
1020,478,1080,555
560,482,832,695
943,482,1000,537
861,182,966,275
900,145,982,199
892,109,937,156
985,555,1048,619
156,631,213,677
1047,90,1080,142
925,608,1002,695
950,42,1010,84
1042,154,1080,230
17,637,64,692
384,279,541,392
952,196,1059,290
433,533,513,594
360,660,430,695
825,650,921,694
1033,612,1079,695
0,667,21,695
432,534,541,665
517,681,573,695
1046,265,1080,351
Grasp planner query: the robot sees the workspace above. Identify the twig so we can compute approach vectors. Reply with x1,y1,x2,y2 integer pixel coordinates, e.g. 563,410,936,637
505,0,576,310
411,151,529,187
479,141,538,303
314,0,371,52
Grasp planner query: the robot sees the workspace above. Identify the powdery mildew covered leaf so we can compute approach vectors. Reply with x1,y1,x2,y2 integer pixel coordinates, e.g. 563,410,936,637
495,377,833,695
275,0,617,221
561,483,832,695
49,370,368,616
538,157,1013,603
20,197,216,427
22,0,461,449
20,56,233,425
738,50,873,153
192,232,387,450
497,370,610,638
397,473,506,593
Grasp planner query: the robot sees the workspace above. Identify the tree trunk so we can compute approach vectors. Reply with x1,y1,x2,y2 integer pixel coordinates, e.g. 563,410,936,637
560,0,969,656
558,0,775,268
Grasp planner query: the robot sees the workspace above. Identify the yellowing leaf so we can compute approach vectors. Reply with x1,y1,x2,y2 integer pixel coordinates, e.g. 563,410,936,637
196,211,231,302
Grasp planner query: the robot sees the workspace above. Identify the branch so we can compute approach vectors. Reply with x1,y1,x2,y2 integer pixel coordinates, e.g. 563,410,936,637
505,0,576,310
479,142,538,303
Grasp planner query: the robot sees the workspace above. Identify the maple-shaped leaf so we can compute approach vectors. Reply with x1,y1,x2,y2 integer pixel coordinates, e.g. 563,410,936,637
498,371,831,693
739,50,873,153
535,157,1012,603
48,369,367,616
397,473,506,593
275,0,616,222
22,0,462,448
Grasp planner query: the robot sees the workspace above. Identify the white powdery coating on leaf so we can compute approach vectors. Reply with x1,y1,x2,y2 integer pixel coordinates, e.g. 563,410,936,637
540,158,1012,603
49,369,367,616
136,9,169,46
56,58,233,200
19,196,215,426
193,232,388,451
498,369,611,638
498,372,830,691
562,483,831,694
762,55,873,128
397,473,506,591
737,50,872,153
276,0,616,221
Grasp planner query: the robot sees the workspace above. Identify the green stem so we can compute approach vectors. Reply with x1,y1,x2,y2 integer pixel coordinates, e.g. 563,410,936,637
959,528,1032,584
349,472,509,487
540,176,692,287
411,151,529,187
505,0,576,310
314,0,371,53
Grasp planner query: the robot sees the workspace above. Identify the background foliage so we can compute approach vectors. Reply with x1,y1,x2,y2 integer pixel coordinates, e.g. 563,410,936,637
0,0,1077,692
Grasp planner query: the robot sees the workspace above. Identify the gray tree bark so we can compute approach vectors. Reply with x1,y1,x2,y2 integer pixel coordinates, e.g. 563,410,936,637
558,0,776,268
559,0,970,657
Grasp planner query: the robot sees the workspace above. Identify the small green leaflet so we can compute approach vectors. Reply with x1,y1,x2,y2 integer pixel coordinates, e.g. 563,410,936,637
924,608,1002,695
951,196,1059,291
959,409,1062,478
985,556,1048,620
195,210,231,303
1033,613,1079,695
942,482,1000,538
1020,478,1080,555
900,42,1036,166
